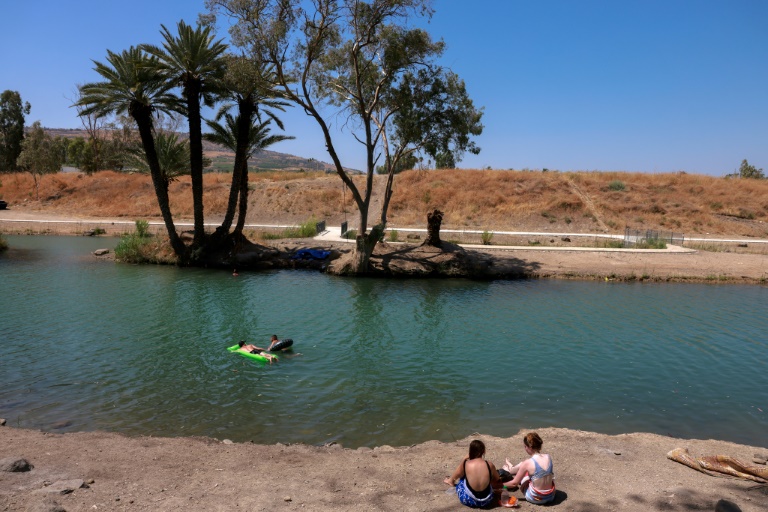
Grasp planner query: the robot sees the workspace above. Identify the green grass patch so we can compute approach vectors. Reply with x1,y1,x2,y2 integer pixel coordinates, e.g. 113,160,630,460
259,217,319,239
481,230,494,245
635,239,667,249
596,239,625,248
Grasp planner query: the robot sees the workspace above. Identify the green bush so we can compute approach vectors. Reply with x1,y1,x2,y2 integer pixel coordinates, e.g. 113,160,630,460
261,217,319,239
608,180,626,191
598,239,625,249
343,229,358,240
135,219,150,237
636,239,667,249
481,230,493,245
115,220,154,262
115,233,151,262
388,229,399,242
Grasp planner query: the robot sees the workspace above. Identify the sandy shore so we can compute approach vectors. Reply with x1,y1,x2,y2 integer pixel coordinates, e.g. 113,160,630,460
1,426,766,511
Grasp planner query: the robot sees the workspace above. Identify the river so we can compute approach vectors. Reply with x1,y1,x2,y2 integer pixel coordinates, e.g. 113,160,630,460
1,235,766,448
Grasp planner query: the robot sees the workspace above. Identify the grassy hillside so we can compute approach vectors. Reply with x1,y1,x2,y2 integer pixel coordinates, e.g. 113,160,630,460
2,169,767,244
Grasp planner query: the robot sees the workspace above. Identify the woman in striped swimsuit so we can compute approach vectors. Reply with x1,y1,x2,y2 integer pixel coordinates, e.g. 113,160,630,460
503,432,556,505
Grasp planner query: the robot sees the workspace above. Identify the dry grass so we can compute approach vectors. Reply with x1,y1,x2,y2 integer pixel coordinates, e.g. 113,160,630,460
1,169,767,239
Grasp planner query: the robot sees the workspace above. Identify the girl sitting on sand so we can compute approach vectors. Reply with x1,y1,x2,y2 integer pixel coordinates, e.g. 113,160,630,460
444,439,501,508
502,432,556,505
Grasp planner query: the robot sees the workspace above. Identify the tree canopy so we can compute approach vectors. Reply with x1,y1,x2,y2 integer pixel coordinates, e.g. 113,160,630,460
17,121,66,199
737,159,764,179
204,0,484,273
76,23,291,264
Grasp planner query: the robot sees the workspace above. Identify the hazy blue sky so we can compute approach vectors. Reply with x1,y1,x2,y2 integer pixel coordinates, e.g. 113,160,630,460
2,0,766,175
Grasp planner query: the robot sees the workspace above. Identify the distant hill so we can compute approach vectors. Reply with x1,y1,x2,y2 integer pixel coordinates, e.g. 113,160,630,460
44,128,358,174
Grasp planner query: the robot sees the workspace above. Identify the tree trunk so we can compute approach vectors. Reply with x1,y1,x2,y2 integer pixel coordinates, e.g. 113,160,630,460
186,81,205,247
352,223,384,274
220,102,254,238
423,209,444,247
234,161,249,237
132,107,186,260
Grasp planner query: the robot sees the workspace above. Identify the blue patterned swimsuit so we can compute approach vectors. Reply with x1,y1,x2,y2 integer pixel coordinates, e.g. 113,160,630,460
455,460,494,508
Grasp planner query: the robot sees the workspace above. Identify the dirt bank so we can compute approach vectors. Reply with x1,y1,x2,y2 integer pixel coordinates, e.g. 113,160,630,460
1,426,766,512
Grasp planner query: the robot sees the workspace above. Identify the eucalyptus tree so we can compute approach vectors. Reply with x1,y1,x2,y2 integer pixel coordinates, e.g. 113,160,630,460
143,20,228,247
0,90,31,172
204,0,484,273
75,47,186,257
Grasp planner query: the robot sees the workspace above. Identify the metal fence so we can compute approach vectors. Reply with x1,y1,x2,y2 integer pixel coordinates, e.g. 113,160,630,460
624,228,685,246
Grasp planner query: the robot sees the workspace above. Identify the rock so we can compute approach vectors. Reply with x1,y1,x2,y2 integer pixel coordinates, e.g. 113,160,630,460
283,496,292,502
752,458,765,465
93,249,110,256
83,230,96,236
715,499,742,512
222,439,234,445
34,479,86,495
406,234,421,240
561,237,571,242
0,418,6,426
0,457,33,472
754,453,768,462
737,243,748,248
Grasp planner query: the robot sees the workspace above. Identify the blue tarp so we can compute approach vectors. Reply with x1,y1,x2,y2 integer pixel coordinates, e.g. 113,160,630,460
291,249,331,260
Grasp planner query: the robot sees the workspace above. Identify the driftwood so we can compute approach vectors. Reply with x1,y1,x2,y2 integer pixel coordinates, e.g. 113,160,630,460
667,448,768,483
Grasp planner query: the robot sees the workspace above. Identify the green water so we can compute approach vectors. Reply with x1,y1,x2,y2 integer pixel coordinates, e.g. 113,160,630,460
1,235,766,448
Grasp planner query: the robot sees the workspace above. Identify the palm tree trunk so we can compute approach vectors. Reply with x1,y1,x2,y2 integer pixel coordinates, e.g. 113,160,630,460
186,81,205,246
221,104,254,235
234,162,249,236
132,108,186,259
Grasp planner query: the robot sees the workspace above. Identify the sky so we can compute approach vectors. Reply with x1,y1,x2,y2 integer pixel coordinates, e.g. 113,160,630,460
2,0,767,175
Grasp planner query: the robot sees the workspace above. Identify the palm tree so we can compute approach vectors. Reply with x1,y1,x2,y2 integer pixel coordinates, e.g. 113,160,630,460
143,21,227,248
205,113,293,237
75,47,186,258
124,131,191,184
206,56,291,239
